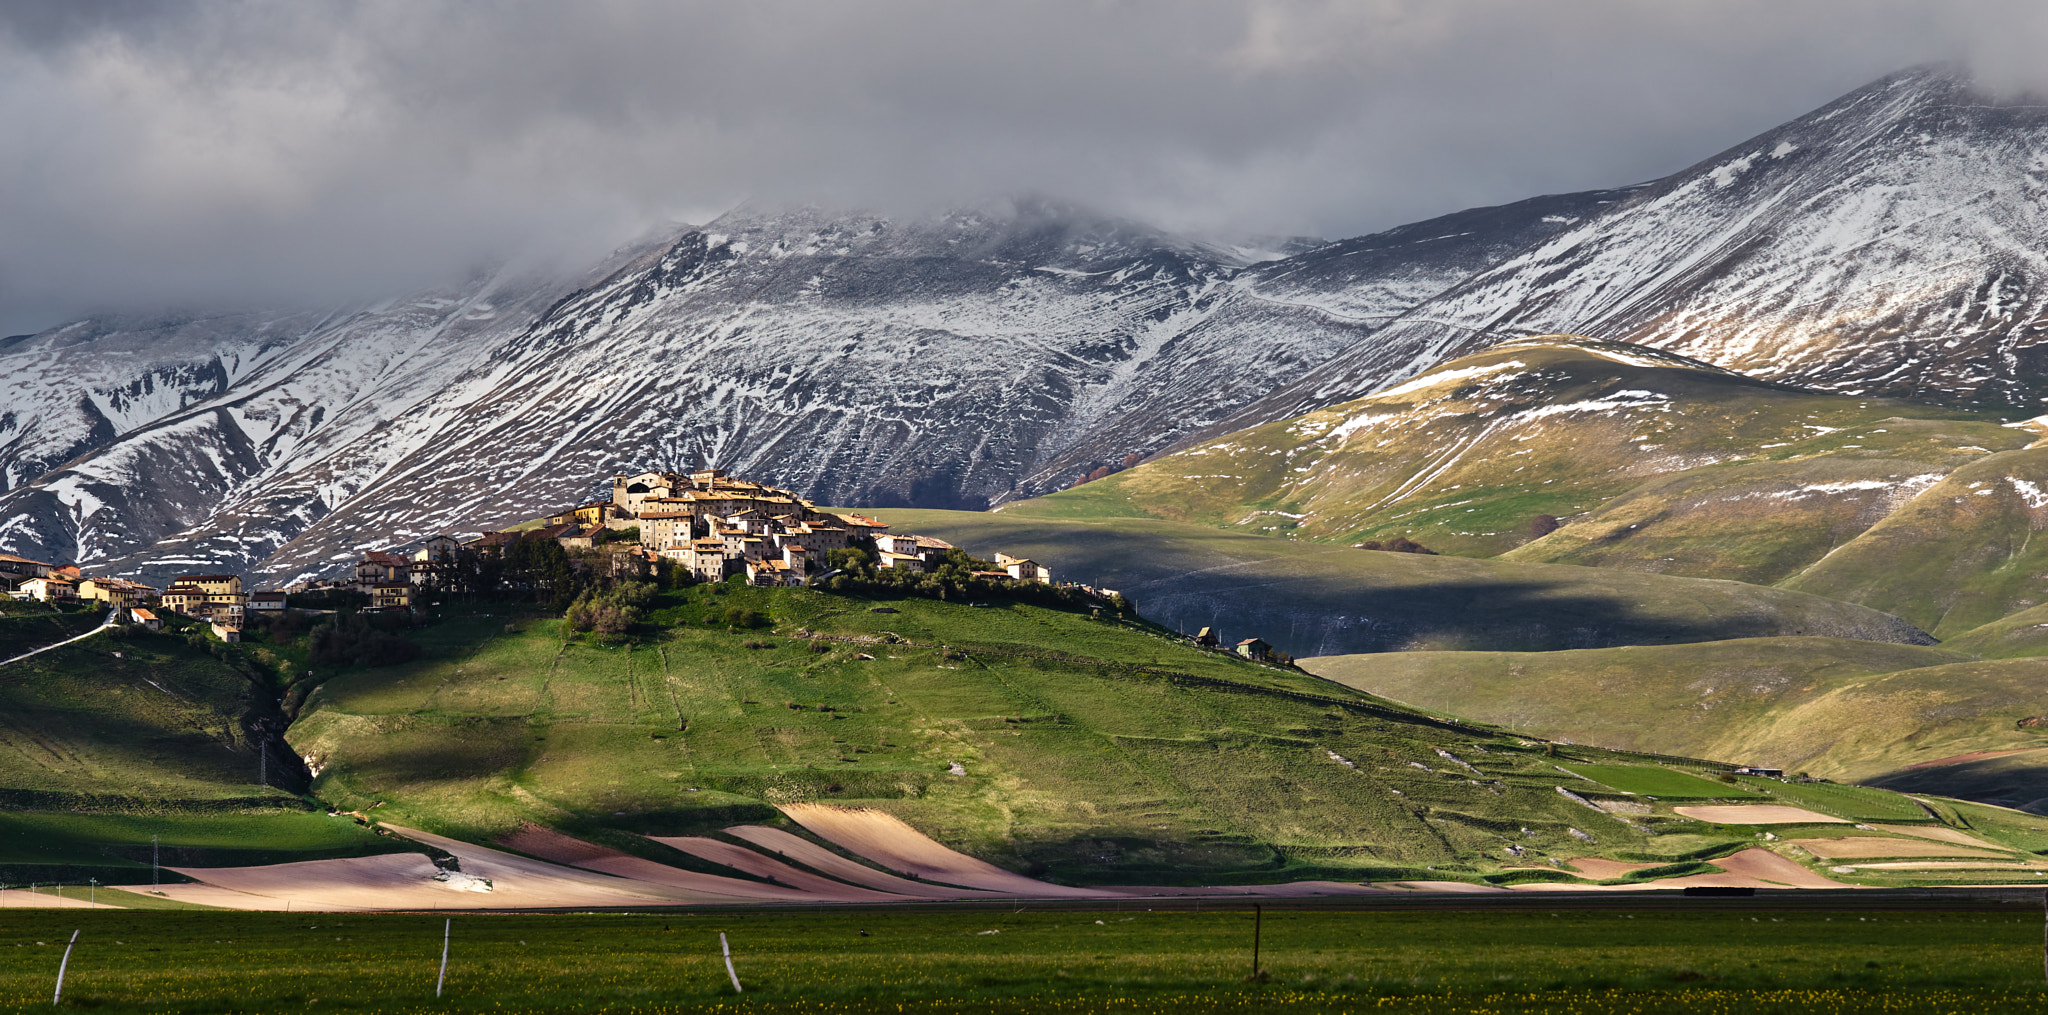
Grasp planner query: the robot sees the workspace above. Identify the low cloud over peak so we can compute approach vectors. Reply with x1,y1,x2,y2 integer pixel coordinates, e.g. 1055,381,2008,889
0,0,2035,334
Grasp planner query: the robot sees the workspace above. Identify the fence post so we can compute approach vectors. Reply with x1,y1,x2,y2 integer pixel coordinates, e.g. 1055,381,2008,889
1252,904,1262,980
436,919,450,998
53,929,79,1005
720,932,743,993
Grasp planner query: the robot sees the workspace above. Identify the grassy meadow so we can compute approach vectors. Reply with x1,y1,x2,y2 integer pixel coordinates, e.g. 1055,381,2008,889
1303,638,2048,798
290,584,1750,884
2,903,2046,1013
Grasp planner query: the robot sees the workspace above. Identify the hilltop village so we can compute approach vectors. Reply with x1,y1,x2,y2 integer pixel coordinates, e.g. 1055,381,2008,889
0,469,1277,655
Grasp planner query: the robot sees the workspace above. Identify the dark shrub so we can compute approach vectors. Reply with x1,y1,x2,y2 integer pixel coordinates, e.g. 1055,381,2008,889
1530,514,1561,537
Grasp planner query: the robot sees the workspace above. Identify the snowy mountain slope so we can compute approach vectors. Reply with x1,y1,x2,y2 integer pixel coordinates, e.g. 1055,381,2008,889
2,196,1588,584
31,65,2048,585
0,252,650,580
1213,67,2048,434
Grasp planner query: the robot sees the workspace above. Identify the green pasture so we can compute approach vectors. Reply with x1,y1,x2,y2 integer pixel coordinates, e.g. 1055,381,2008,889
0,607,103,659
1556,764,1752,800
291,586,1693,883
1,904,2045,1014
0,811,402,874
1302,639,2048,790
1743,780,1934,824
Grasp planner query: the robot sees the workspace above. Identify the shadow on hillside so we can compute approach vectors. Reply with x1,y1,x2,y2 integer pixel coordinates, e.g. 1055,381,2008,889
1865,751,2048,813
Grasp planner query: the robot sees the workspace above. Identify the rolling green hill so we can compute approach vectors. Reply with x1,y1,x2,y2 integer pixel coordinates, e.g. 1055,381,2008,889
291,586,1653,884
1780,446,2048,637
1032,336,2027,586
280,585,2048,886
11,581,2048,891
1302,638,2048,810
0,614,400,882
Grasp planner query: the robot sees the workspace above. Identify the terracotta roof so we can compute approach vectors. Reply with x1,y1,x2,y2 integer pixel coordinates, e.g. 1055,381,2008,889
0,553,56,567
914,536,955,550
129,608,158,621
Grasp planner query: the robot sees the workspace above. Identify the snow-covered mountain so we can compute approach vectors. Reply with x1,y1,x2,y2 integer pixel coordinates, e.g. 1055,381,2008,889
17,67,2048,585
1209,67,2048,434
0,196,1600,583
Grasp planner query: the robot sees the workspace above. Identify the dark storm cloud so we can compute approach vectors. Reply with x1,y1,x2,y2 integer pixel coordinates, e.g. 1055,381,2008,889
0,0,2035,333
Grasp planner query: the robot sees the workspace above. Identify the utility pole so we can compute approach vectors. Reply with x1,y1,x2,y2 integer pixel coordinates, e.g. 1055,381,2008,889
152,834,160,889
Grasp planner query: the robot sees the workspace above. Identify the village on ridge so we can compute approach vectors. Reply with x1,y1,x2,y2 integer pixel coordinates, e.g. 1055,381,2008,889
0,468,1283,657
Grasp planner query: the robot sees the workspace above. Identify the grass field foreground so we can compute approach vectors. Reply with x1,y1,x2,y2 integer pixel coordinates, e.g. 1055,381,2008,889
1,905,2045,1014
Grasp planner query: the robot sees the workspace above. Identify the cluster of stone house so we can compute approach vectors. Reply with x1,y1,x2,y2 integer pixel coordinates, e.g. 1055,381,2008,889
1,551,288,641
327,468,1062,593
0,466,1067,631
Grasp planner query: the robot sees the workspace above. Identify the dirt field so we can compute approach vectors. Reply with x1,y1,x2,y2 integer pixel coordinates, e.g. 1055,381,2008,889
778,803,1114,897
498,824,810,903
650,835,912,902
1870,823,2008,849
1565,857,1666,879
1793,837,2014,860
1511,849,1850,891
721,824,998,899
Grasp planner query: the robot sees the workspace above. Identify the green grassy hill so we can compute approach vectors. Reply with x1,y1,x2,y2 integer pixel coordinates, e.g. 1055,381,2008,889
868,507,1931,658
0,614,400,883
278,585,2048,886
1780,446,2048,637
1303,638,2048,808
11,583,2048,891
1030,336,2026,586
294,586,1635,884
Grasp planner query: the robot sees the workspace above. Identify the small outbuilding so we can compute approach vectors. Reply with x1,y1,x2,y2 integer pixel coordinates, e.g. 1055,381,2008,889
128,607,162,631
1194,626,1219,648
1235,637,1273,662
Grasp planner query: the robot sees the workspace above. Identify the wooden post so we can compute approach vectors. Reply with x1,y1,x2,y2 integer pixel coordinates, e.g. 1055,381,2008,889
53,929,79,1005
436,919,450,998
720,932,743,993
1252,904,1262,980
2041,890,2046,986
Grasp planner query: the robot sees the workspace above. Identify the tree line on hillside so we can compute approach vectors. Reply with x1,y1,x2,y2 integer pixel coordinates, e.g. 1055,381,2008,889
821,546,1134,614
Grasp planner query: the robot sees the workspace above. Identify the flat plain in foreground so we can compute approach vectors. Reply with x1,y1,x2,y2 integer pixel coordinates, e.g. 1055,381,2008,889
0,900,2045,1013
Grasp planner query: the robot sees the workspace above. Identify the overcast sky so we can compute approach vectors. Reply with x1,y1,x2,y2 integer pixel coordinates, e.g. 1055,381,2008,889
0,0,2038,335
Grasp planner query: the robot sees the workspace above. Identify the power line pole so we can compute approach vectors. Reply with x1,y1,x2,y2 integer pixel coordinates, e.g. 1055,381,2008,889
152,834,159,889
